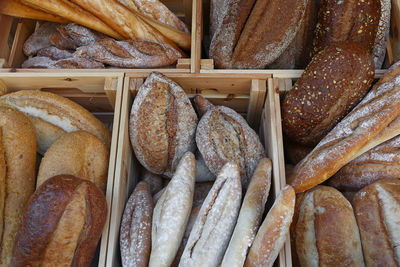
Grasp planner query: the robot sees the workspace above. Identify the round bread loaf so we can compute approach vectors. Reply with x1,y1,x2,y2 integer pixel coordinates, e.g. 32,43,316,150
282,43,374,146
129,72,198,178
0,106,36,266
353,179,400,266
37,130,109,192
11,175,107,267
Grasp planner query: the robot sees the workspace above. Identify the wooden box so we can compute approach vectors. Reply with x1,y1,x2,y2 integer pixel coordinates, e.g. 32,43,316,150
0,71,124,267
0,0,194,71
107,71,292,267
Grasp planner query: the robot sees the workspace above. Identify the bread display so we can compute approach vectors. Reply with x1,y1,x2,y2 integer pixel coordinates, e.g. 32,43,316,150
295,186,364,266
129,72,198,178
244,185,295,267
195,95,265,188
0,90,111,154
221,158,271,267
120,181,153,267
179,162,242,266
288,62,400,193
353,179,400,267
282,43,374,146
150,152,196,267
11,175,107,267
0,106,36,267
209,0,308,69
37,130,109,192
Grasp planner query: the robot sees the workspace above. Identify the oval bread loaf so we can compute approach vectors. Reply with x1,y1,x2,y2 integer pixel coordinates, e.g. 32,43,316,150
129,72,198,178
282,43,374,146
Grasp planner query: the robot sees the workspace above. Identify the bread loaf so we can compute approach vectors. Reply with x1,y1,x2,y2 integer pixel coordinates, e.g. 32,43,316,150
312,0,380,56
284,138,313,165
353,179,400,266
150,152,196,267
21,56,105,69
37,46,74,60
0,90,111,154
282,43,374,146
373,0,391,68
23,22,59,56
50,32,78,50
141,171,163,196
295,186,364,266
288,61,400,193
129,72,198,178
196,95,265,188
120,181,153,267
74,38,181,68
11,175,107,267
179,162,242,267
244,185,295,267
210,0,308,69
221,158,272,267
0,106,36,267
289,192,306,267
37,131,109,192
329,134,400,191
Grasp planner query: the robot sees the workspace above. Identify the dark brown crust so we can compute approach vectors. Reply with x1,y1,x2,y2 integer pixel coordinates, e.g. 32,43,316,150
282,43,374,146
50,32,78,50
353,179,400,266
284,137,314,165
312,0,380,56
11,175,107,267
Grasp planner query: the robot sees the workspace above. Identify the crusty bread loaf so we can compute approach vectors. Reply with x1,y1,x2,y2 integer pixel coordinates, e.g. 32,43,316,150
0,90,111,154
196,95,265,188
74,38,181,68
23,22,59,57
353,179,400,267
37,46,74,60
244,185,295,267
284,138,313,165
141,171,163,196
0,0,69,23
295,186,364,266
373,0,391,68
210,0,308,69
129,72,198,178
21,56,105,69
209,0,225,39
289,192,306,267
11,175,107,267
50,32,78,50
288,62,400,193
120,181,153,267
0,106,36,267
179,162,242,267
37,131,109,192
329,134,400,191
150,152,196,267
20,0,122,39
282,43,374,146
222,158,272,267
312,0,380,56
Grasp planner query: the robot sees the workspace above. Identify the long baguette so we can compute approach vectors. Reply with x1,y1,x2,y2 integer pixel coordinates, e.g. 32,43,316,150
288,62,400,193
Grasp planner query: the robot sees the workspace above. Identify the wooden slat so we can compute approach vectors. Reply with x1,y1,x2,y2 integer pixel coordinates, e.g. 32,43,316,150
104,77,118,109
8,18,35,68
191,0,202,73
0,15,14,64
0,79,8,96
247,79,267,129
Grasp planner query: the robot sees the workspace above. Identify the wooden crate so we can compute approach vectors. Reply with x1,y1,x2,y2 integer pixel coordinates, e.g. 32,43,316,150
0,0,194,71
107,71,292,267
196,0,400,72
0,71,124,267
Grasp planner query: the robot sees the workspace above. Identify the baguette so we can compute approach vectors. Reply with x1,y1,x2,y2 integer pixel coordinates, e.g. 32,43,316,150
0,0,69,23
150,152,196,267
20,0,122,39
221,158,272,267
120,181,153,267
288,62,400,193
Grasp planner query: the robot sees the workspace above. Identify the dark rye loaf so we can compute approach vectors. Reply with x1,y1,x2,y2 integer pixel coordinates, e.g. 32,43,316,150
129,72,198,178
282,43,374,146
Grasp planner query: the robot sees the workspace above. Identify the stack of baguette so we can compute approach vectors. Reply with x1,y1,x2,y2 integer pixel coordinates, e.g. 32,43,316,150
209,0,390,69
0,90,111,266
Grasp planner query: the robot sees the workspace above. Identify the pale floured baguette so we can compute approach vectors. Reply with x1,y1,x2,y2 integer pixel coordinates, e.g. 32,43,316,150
288,62,400,193
179,162,242,267
244,185,295,267
221,158,272,267
0,0,69,23
20,0,122,39
150,152,196,267
0,90,111,154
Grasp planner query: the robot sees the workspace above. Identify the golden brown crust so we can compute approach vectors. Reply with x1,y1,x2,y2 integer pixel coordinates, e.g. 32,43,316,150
11,175,107,267
295,186,364,266
37,131,109,193
282,43,374,146
0,106,36,267
353,179,400,266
